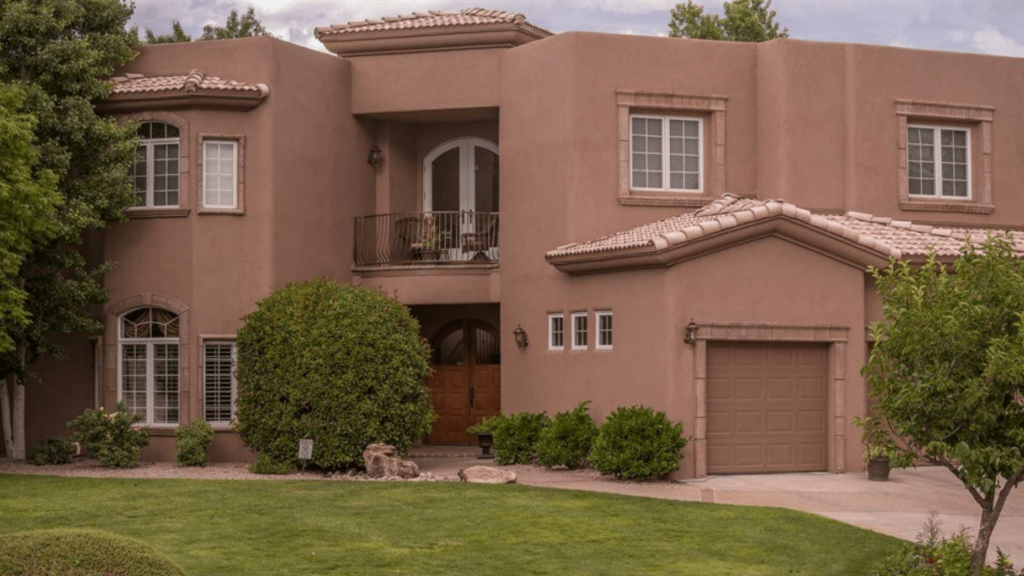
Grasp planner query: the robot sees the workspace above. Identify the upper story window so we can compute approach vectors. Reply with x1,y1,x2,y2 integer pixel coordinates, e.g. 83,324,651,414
202,140,239,209
119,307,180,427
131,122,180,208
907,125,970,199
630,115,702,193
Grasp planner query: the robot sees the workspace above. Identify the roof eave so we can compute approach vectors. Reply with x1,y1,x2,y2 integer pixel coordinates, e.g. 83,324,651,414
318,23,549,57
547,217,896,275
97,89,268,112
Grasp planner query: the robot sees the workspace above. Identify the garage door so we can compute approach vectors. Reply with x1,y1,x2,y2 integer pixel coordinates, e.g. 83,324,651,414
706,342,827,474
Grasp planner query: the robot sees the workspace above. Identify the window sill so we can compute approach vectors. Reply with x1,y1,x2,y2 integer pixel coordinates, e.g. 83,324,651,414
198,206,244,216
619,192,711,207
126,207,191,219
899,200,994,215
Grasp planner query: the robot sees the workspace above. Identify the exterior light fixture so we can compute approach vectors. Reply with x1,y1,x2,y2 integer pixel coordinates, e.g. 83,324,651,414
367,144,382,166
513,324,529,349
684,319,699,345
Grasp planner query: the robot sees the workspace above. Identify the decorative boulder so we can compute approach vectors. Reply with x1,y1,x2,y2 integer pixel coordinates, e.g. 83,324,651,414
363,444,420,479
458,466,517,484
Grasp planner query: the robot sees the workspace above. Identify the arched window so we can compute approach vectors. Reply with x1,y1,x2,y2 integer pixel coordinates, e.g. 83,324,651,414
119,307,180,426
131,121,180,208
423,138,499,213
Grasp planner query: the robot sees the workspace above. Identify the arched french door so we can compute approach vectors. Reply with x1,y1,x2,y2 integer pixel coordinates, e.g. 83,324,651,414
423,137,499,213
425,319,501,445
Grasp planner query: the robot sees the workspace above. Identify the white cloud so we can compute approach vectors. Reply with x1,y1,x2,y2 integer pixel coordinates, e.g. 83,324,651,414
949,30,967,43
969,26,1024,57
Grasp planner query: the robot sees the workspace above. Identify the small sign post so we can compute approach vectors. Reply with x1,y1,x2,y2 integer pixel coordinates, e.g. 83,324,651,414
298,439,313,472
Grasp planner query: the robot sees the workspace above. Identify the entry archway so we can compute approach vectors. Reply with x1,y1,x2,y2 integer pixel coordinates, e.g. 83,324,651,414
425,318,501,445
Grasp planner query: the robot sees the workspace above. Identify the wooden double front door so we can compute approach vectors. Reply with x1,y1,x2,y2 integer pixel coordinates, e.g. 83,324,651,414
425,319,501,445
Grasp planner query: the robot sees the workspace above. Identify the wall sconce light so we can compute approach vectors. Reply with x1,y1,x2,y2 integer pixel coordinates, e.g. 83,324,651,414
513,325,529,349
684,319,699,345
367,145,382,167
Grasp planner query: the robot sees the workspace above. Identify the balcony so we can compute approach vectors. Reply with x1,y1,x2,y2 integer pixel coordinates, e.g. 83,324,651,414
354,211,499,268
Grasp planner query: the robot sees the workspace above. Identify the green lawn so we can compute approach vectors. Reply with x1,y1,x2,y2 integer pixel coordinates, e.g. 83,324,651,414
0,474,900,575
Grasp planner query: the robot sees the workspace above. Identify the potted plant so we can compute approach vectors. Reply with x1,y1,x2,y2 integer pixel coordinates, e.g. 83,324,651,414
467,416,500,459
852,416,914,481
414,214,442,261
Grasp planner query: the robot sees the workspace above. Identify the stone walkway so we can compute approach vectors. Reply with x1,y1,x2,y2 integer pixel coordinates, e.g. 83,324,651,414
3,454,1022,562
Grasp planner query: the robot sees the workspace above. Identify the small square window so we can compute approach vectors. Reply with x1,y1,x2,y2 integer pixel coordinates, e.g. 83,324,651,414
596,311,613,350
548,314,564,351
571,312,588,351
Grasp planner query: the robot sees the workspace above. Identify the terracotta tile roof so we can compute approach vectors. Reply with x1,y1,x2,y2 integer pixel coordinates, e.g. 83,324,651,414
314,7,552,39
110,69,270,98
547,194,1024,261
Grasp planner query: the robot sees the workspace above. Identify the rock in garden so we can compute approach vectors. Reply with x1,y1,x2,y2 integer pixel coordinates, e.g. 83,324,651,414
363,443,420,479
457,466,517,484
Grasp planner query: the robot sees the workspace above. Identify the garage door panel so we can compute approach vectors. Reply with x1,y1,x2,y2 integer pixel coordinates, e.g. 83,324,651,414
707,343,828,474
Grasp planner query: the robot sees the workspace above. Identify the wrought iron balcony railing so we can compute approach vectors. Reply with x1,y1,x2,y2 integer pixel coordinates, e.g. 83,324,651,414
354,211,499,267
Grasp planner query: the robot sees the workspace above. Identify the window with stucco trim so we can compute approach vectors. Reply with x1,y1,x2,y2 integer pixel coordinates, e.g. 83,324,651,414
572,312,588,351
630,115,702,193
130,122,180,208
907,125,971,199
118,307,180,427
548,313,565,351
202,141,238,209
203,340,236,426
596,311,613,350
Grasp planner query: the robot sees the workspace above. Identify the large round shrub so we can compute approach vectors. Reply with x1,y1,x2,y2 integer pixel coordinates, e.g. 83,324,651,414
491,412,550,465
0,529,185,576
589,406,688,481
235,279,433,469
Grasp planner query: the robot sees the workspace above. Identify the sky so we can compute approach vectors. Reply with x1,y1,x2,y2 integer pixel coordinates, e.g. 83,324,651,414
129,0,1024,58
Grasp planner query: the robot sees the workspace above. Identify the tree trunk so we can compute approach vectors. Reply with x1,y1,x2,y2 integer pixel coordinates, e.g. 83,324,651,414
0,377,12,458
971,507,999,574
11,381,25,460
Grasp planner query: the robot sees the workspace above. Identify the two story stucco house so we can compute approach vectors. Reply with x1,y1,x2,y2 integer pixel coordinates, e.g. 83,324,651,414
12,8,1024,478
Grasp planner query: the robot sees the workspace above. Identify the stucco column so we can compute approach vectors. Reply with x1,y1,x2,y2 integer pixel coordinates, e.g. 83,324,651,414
693,339,707,478
832,341,847,473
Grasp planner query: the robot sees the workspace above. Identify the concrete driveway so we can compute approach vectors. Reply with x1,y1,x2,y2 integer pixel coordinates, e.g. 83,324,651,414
416,456,1024,562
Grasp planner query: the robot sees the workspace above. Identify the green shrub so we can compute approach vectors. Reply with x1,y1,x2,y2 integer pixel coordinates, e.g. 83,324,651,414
536,401,599,469
175,420,215,467
492,412,549,465
467,416,501,436
0,528,185,576
249,453,293,475
872,514,1020,575
234,279,434,469
589,405,688,481
68,403,149,469
26,437,75,466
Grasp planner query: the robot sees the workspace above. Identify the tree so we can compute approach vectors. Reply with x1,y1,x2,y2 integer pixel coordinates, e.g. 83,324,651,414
669,0,788,42
144,21,191,44
0,0,139,459
864,236,1024,574
199,7,272,41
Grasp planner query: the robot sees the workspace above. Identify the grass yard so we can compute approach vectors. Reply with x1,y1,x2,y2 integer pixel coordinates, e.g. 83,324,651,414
0,474,901,576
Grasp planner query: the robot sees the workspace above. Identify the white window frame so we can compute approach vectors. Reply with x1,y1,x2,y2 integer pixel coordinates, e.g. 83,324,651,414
202,339,238,428
202,140,239,209
595,311,613,351
548,313,565,351
132,123,180,209
629,114,704,194
116,310,180,428
906,124,972,201
571,312,589,351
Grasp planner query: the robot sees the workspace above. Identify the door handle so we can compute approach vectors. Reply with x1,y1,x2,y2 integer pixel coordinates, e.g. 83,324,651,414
469,385,475,408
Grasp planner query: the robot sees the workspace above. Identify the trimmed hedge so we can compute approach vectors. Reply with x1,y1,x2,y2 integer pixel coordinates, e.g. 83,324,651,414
589,406,688,481
26,437,75,466
536,401,598,469
0,529,185,576
249,453,293,475
68,403,149,468
492,412,549,465
175,420,215,467
235,279,434,469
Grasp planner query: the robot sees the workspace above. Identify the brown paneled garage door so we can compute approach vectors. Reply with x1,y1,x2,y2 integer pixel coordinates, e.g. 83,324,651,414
706,342,828,474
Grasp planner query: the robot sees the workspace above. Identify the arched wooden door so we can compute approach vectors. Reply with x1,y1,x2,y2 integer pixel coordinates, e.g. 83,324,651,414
425,319,501,445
